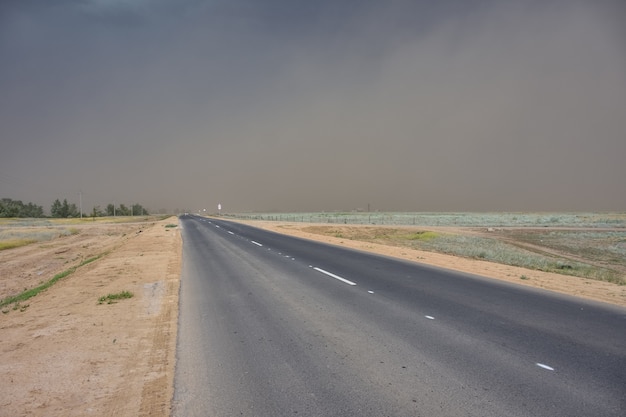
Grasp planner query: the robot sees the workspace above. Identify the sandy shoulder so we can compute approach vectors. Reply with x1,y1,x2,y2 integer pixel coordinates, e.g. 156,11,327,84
0,218,180,417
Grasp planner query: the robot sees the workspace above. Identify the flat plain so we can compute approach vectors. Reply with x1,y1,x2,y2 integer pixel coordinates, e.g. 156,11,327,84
0,212,624,416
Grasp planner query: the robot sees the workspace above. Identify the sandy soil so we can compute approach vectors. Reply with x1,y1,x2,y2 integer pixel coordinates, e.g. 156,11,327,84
0,218,180,416
1,216,624,417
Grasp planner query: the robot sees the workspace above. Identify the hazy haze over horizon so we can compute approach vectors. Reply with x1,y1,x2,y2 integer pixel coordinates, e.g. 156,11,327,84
1,0,625,214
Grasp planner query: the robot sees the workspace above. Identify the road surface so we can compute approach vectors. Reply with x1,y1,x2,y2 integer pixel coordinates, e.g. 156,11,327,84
173,215,625,416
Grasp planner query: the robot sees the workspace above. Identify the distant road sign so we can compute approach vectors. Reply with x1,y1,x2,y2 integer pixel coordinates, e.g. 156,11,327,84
218,204,222,211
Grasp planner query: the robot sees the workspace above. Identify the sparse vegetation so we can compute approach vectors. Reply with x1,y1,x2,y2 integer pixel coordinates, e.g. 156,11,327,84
0,253,107,310
0,224,82,250
228,211,626,228
164,224,177,228
0,217,165,253
2,302,29,314
295,216,626,286
13,302,29,312
98,291,133,305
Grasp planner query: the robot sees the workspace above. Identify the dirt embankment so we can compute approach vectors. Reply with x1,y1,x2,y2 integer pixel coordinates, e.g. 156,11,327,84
0,218,180,416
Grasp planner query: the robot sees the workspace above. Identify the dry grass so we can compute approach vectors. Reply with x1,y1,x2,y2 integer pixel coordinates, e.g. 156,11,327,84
0,239,37,251
0,227,78,250
302,225,626,285
230,211,626,228
0,216,162,250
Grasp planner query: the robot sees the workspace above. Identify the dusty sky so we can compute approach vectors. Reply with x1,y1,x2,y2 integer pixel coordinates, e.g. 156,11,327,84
1,0,625,214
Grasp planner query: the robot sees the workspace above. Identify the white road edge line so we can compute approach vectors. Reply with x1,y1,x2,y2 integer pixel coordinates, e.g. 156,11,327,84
313,267,357,286
251,240,263,247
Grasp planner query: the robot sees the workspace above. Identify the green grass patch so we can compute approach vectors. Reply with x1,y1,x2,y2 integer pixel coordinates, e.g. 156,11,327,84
98,291,133,305
404,231,439,241
164,224,177,228
0,253,107,309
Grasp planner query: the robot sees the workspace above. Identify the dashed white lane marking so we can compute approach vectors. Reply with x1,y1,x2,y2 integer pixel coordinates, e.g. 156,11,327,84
425,316,435,320
215,225,220,228
536,363,554,371
368,290,375,294
313,267,357,286
251,240,263,247
227,231,234,235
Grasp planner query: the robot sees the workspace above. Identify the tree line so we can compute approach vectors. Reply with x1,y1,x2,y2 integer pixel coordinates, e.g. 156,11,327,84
0,198,149,218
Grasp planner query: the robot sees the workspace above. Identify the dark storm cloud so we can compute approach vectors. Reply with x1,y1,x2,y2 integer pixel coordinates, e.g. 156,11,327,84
1,0,625,213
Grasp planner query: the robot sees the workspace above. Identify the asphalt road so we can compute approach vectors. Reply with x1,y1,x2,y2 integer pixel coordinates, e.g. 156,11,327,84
173,215,625,417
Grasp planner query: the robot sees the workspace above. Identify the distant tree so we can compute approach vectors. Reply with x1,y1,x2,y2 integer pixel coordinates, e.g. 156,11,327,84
0,198,20,217
91,206,103,217
49,198,80,218
51,199,62,218
118,204,129,216
103,203,148,216
22,202,44,217
0,198,44,217
131,203,148,215
68,203,79,217
60,199,70,218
